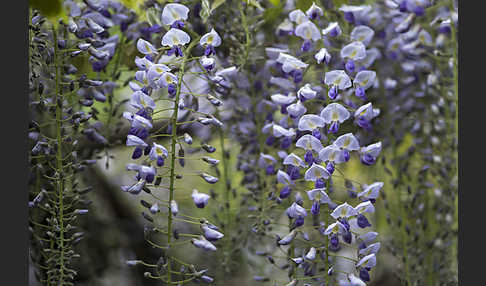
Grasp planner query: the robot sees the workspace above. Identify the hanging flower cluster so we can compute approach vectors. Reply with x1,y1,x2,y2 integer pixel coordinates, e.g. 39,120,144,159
247,2,387,285
121,2,232,284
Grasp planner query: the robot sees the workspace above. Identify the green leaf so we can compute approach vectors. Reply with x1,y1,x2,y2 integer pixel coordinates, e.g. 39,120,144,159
247,0,264,10
146,7,161,27
295,0,313,11
211,0,226,13
120,0,146,21
200,0,211,23
30,0,67,28
269,0,280,6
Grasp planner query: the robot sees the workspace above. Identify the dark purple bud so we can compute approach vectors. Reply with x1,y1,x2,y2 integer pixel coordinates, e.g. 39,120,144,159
359,268,371,282
157,156,165,167
345,59,355,73
315,178,325,188
330,234,339,248
265,135,276,146
399,1,408,12
439,24,451,34
301,40,312,52
326,162,335,174
279,185,291,199
148,24,162,33
266,164,275,175
144,145,151,155
343,11,355,23
355,86,366,100
288,165,300,180
343,150,350,162
171,20,185,29
329,27,339,37
280,104,289,114
361,153,376,166
340,218,351,231
328,85,338,100
413,5,425,16
304,150,314,165
132,147,143,159
293,69,303,83
328,121,339,134
342,230,352,244
281,136,292,149
358,242,367,250
146,173,155,183
357,116,371,130
293,216,305,228
168,84,177,97
357,213,372,228
312,128,321,140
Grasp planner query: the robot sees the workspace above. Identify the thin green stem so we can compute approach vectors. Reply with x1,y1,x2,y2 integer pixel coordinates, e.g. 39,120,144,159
52,25,66,286
166,39,199,285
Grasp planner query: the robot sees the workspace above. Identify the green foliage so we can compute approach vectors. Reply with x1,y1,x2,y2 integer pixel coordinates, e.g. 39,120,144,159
30,0,67,27
295,0,313,11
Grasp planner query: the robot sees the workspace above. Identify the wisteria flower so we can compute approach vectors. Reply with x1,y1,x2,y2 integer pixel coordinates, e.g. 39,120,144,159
289,9,308,25
350,25,375,46
136,38,157,55
355,201,375,228
359,242,381,256
341,42,367,73
158,71,178,96
297,83,317,101
277,18,294,36
161,3,189,28
359,142,382,166
305,163,330,188
259,153,278,174
358,182,383,201
130,90,156,112
298,114,325,139
286,202,307,219
339,5,370,23
296,134,323,164
278,229,298,245
200,56,215,71
353,70,376,100
295,21,320,51
161,28,190,57
320,103,350,134
283,153,306,168
322,22,342,37
192,189,210,208
354,102,380,130
324,70,352,100
191,235,217,251
331,202,358,219
286,100,307,119
200,28,221,56
306,2,323,20
315,48,331,65
277,53,308,83
332,133,358,162
318,145,346,173
277,170,294,198
307,188,331,214
201,224,224,241
148,143,168,167
348,273,367,286
147,64,171,88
